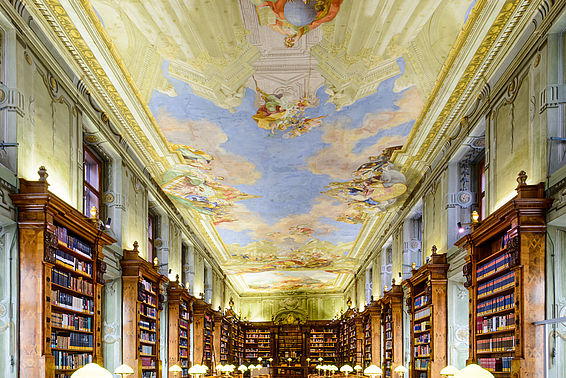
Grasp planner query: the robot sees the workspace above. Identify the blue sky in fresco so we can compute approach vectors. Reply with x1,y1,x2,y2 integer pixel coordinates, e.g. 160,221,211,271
149,59,414,247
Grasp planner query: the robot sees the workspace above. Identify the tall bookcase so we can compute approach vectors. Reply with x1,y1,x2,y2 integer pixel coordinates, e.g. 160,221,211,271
456,173,551,376
278,324,303,363
222,306,243,365
121,243,167,378
362,301,381,368
307,321,338,366
193,299,214,368
167,278,194,378
12,172,115,378
403,248,449,378
244,322,273,363
381,282,403,378
338,308,363,366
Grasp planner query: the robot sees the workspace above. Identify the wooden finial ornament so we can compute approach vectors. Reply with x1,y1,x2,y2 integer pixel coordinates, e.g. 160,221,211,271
175,274,180,282
229,297,234,308
90,206,98,220
431,245,437,255
133,241,139,251
153,257,159,267
517,170,528,186
411,262,416,270
392,278,396,285
38,166,49,182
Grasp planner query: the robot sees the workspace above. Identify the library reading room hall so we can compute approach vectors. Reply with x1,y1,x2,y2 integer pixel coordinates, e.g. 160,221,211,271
3,0,566,377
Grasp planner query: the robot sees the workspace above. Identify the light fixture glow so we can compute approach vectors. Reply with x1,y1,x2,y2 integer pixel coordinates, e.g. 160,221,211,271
71,363,113,378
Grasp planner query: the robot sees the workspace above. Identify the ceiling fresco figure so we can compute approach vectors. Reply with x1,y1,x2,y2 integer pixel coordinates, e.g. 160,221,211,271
324,146,407,224
253,85,327,138
258,0,344,47
161,145,259,225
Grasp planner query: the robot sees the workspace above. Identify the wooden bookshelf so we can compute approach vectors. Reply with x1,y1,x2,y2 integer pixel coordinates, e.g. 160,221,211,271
193,299,214,368
456,173,551,377
381,282,403,378
121,242,167,378
222,305,243,365
12,172,116,378
167,278,194,378
218,313,231,364
338,307,363,366
362,300,381,368
403,247,449,378
307,321,338,366
278,324,303,363
244,322,273,363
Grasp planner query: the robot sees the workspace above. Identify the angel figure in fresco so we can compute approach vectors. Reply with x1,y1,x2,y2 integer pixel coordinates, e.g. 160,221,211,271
253,86,326,138
161,144,259,225
323,146,407,223
258,0,344,47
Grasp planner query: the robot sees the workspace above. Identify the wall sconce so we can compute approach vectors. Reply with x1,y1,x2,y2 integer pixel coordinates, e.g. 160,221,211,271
471,210,480,224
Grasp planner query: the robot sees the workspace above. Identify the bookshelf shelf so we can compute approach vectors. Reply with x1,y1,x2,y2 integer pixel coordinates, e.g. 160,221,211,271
168,279,194,378
121,243,167,378
456,175,551,377
12,175,116,378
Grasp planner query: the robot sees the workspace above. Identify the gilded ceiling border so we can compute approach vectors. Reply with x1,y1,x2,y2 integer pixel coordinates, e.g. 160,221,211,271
396,0,526,171
31,0,177,171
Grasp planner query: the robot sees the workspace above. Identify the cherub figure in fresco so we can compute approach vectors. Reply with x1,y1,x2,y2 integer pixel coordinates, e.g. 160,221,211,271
323,146,407,223
259,0,344,47
253,86,325,138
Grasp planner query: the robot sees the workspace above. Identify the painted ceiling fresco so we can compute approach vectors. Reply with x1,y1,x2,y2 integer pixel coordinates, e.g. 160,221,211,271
92,0,476,293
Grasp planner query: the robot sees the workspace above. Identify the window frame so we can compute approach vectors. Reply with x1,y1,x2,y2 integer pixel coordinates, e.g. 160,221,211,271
83,144,103,218
148,211,156,261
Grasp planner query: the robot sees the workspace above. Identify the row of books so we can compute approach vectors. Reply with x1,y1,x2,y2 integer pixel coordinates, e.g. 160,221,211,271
139,319,156,330
415,307,431,320
52,269,93,295
141,372,156,378
140,292,156,306
385,330,392,339
180,348,188,358
56,226,92,257
141,345,153,355
140,330,156,343
55,250,93,276
141,356,156,367
180,337,188,347
414,294,429,308
309,343,335,348
478,271,514,297
479,357,513,372
51,331,93,350
180,319,189,329
140,304,157,318
415,333,430,344
414,358,429,369
180,328,188,338
477,335,515,352
140,279,156,294
52,312,92,332
414,344,430,357
52,289,94,314
477,293,514,316
180,309,190,321
384,350,392,359
476,313,515,333
415,321,430,332
53,350,92,370
477,252,511,280
385,340,392,349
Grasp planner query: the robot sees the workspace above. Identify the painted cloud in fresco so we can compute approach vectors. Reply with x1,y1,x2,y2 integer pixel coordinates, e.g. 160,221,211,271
306,86,423,180
243,270,339,291
157,109,262,185
225,238,357,275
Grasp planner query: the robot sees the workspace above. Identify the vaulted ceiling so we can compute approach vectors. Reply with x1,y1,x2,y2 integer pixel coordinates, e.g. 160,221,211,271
91,0,476,293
